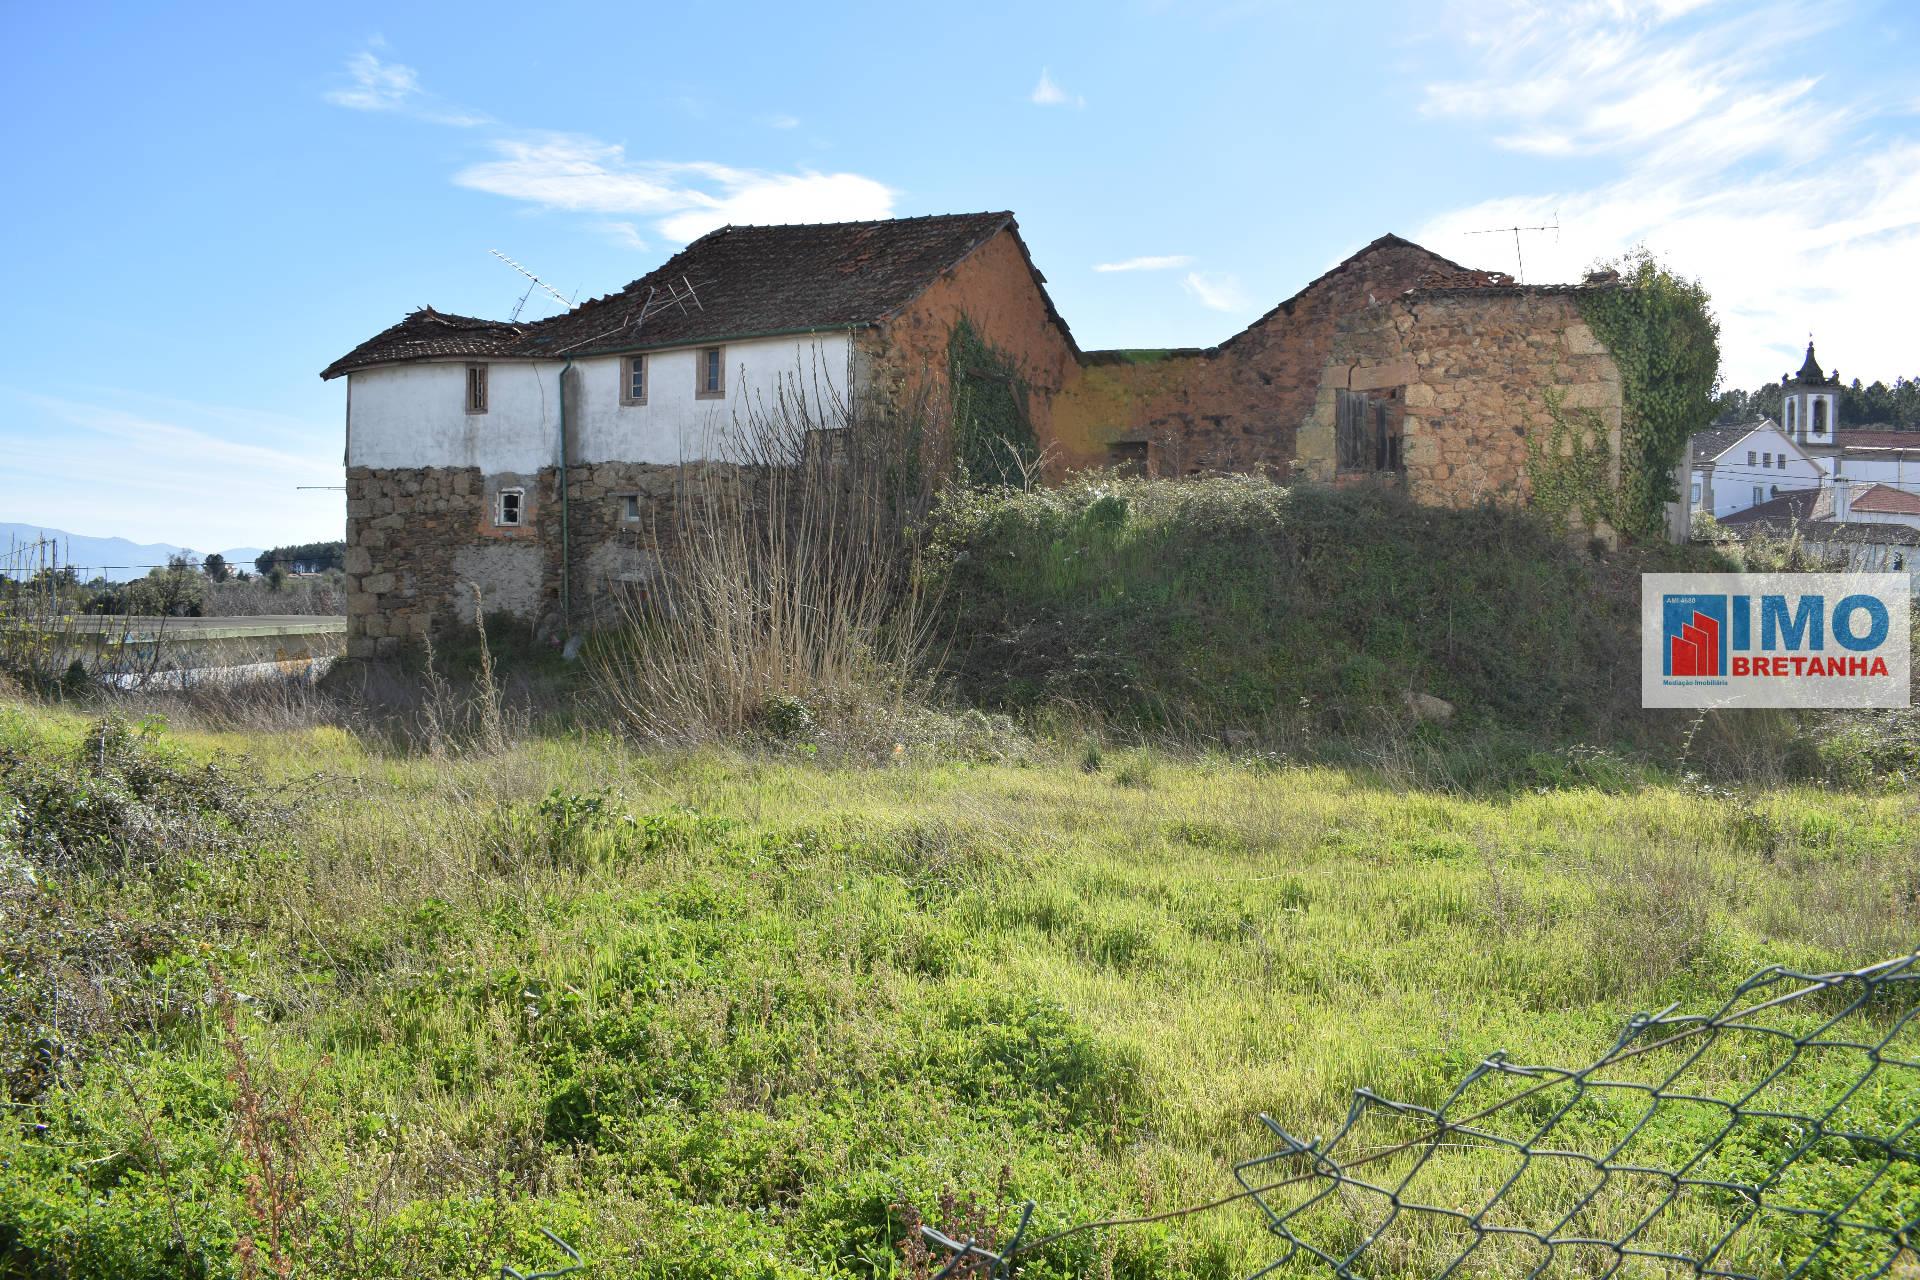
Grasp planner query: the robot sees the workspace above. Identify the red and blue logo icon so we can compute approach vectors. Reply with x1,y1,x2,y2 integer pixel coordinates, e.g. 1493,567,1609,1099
1663,594,1727,678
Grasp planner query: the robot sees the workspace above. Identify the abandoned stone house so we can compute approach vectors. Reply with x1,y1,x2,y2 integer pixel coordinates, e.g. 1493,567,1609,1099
324,212,1628,656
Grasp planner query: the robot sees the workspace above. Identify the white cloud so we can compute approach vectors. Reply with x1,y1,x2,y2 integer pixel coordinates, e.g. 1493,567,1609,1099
324,46,488,126
325,50,419,112
1031,68,1085,108
1414,0,1920,387
1422,1,1849,172
455,135,896,242
1183,271,1251,312
594,221,649,251
1094,254,1194,273
0,390,341,549
766,114,801,130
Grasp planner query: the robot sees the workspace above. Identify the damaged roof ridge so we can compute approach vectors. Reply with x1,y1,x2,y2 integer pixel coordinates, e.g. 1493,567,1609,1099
1208,233,1472,357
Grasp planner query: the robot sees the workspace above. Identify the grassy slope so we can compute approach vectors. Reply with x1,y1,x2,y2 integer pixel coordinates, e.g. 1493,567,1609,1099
3,704,1916,1277
926,478,1728,746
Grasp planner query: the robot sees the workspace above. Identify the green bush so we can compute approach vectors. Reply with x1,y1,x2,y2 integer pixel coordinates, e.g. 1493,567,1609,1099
924,477,1718,743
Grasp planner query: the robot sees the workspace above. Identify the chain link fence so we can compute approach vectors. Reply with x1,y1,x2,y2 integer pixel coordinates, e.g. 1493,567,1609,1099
919,953,1920,1279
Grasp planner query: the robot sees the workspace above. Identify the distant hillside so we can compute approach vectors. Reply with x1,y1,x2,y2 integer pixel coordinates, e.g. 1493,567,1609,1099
0,523,266,582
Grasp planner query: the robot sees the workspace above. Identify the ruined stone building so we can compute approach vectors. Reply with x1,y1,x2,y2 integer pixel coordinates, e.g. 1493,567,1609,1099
324,212,1076,656
324,214,1627,655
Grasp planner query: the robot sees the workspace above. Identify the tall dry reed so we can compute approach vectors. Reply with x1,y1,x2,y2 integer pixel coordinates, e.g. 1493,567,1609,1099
591,369,948,741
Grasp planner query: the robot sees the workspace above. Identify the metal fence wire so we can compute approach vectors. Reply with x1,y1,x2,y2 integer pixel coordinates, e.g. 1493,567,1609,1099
920,953,1920,1279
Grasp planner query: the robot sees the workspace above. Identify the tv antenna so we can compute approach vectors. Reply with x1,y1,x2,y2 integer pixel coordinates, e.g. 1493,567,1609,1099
490,250,576,320
1465,212,1559,284
634,276,706,332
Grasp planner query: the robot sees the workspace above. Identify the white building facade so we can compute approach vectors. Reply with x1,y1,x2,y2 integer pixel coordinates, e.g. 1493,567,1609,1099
1689,418,1825,520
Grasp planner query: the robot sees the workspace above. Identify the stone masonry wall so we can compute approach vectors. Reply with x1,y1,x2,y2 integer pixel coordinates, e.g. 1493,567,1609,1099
856,226,1080,454
345,465,549,657
1297,288,1624,538
1048,237,1461,478
561,461,717,630
347,461,753,655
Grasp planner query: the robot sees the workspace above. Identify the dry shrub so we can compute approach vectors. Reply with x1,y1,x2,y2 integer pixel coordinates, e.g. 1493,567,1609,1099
412,587,519,756
591,370,946,743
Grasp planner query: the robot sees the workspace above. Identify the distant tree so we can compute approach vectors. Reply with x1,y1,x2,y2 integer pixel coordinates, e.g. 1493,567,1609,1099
256,541,345,576
108,562,206,617
202,552,230,583
1714,371,1918,431
29,565,79,589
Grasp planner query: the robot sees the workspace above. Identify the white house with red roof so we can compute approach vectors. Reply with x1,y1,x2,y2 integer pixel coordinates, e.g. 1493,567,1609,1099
1688,417,1824,519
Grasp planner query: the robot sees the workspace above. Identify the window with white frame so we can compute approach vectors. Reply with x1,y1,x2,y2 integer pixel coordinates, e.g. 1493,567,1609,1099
1748,450,1757,466
1752,486,1763,505
620,355,647,405
495,487,524,527
1691,481,1702,504
621,494,642,523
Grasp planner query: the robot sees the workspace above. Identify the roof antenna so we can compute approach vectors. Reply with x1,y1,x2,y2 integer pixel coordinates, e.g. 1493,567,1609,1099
490,250,577,320
631,276,707,336
1464,211,1559,284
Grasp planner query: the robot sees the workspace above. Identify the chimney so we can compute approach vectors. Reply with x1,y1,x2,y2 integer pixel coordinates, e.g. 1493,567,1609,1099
1833,479,1853,522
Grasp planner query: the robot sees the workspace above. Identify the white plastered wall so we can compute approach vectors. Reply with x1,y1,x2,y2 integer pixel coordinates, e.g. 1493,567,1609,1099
344,332,855,471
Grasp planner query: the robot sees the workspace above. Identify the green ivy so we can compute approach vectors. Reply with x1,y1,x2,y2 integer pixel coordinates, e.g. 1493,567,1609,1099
947,316,1038,488
1574,248,1721,541
1525,386,1619,530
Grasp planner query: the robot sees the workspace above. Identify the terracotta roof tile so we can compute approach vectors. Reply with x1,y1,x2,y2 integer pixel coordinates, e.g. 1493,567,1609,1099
1850,483,1920,515
1837,429,1920,451
322,212,1057,379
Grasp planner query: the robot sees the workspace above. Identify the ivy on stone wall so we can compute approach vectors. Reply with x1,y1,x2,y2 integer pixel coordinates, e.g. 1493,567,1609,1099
948,316,1038,487
1574,248,1721,541
1525,387,1620,531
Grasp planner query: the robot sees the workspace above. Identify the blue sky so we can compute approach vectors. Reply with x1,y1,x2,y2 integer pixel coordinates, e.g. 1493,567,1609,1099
2,0,1916,553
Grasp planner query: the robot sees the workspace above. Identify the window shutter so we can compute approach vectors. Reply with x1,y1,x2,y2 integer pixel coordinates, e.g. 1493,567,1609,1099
1336,390,1369,473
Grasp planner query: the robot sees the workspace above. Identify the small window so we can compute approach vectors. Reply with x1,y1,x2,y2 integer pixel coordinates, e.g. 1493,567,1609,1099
1814,398,1828,433
696,346,725,399
620,355,647,406
621,494,642,523
1691,481,1702,504
1771,485,1780,498
466,363,489,414
1107,440,1149,477
1752,486,1763,505
1747,450,1757,466
495,487,524,527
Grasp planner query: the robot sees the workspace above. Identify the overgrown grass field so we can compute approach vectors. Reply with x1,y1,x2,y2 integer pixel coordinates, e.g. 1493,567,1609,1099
4,702,1915,1277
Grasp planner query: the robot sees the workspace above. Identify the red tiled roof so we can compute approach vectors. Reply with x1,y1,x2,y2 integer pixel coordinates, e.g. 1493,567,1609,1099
322,212,1066,379
1850,483,1920,515
1836,430,1920,451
